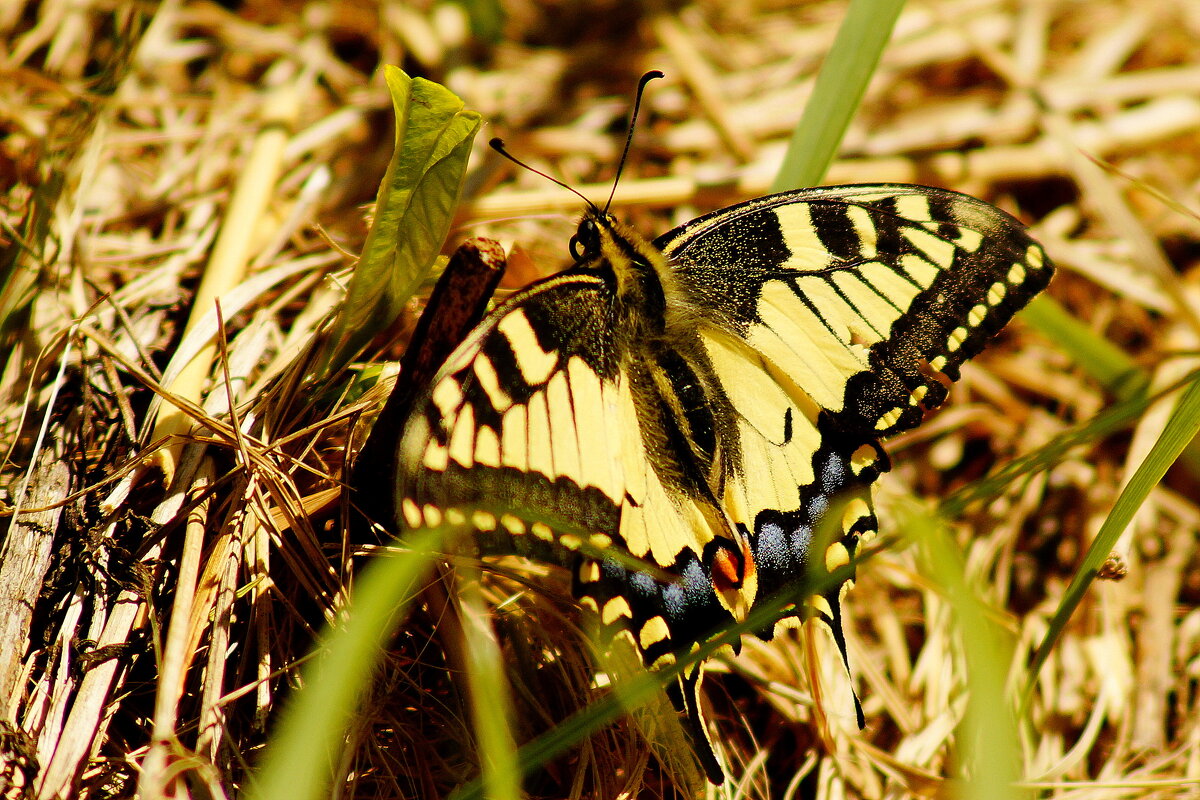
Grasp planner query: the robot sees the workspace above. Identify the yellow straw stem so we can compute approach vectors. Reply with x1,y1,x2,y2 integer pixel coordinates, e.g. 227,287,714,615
150,75,300,483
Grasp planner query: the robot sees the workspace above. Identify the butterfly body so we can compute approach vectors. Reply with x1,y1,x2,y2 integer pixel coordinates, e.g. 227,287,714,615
396,183,1052,783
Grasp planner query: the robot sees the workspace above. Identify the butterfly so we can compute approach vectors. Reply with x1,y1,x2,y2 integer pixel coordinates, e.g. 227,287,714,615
393,116,1052,784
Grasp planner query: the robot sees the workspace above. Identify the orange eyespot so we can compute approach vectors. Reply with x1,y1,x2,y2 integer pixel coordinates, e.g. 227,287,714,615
711,545,743,592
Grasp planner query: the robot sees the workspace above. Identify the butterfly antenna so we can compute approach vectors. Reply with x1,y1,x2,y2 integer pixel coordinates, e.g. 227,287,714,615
604,69,664,214
489,138,599,213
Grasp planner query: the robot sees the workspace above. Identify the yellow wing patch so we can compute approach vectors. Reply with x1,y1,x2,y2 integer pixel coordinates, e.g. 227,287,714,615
699,326,822,527
747,281,869,413
612,371,721,566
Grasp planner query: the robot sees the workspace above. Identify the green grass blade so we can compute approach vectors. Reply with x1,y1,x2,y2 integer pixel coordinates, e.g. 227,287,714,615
1019,294,1200,475
247,528,445,800
318,67,481,378
771,0,906,191
455,565,521,800
1020,371,1200,715
904,505,1027,800
1019,294,1148,401
942,387,1151,517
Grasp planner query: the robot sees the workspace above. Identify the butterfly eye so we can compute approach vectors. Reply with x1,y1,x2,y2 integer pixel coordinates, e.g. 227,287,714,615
571,218,599,262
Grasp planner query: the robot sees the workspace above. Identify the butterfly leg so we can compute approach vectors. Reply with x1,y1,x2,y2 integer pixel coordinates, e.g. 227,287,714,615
667,664,726,784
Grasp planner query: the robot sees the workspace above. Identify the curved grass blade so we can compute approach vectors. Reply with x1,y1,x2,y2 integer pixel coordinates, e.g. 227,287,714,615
1020,294,1149,401
1021,294,1200,476
942,385,1152,517
247,527,445,800
772,0,906,191
1019,370,1200,716
454,562,521,800
903,503,1027,800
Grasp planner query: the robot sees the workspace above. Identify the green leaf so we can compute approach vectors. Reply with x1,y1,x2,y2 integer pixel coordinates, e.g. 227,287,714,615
772,0,906,191
318,67,482,378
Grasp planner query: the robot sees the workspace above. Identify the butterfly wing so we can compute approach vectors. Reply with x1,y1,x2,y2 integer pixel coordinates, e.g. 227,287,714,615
656,181,1051,655
397,269,744,779
397,271,734,606
646,183,1052,746
655,183,1053,439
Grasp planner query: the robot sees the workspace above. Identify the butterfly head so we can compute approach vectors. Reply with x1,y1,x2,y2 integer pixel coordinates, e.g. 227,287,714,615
569,210,641,267
570,208,683,315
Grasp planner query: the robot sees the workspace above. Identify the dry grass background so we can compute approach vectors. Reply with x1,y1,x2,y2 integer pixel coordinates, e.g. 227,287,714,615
2,0,1200,798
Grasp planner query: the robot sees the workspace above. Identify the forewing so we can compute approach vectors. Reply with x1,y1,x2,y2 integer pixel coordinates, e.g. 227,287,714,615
397,273,726,579
656,183,1053,438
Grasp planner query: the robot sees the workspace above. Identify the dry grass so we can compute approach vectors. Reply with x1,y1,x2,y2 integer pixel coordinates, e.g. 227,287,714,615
2,0,1199,798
